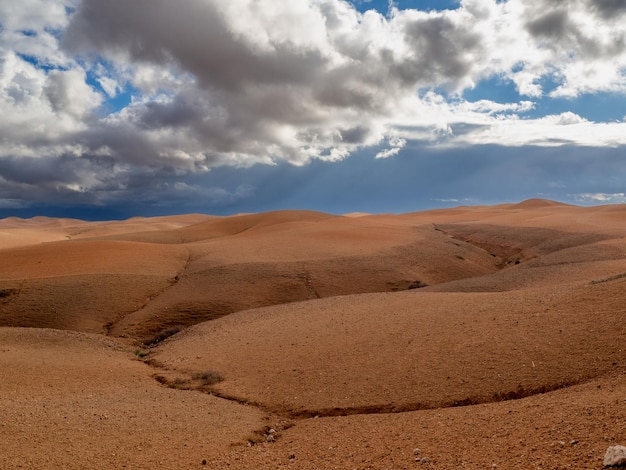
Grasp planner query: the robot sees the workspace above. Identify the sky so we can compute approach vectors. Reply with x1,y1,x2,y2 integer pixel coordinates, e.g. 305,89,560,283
1,0,626,219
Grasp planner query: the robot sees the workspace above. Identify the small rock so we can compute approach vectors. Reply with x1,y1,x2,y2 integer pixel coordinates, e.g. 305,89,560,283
604,445,626,467
289,453,296,460
201,459,207,466
570,440,579,446
268,428,276,434
266,434,275,443
421,457,430,464
413,448,421,456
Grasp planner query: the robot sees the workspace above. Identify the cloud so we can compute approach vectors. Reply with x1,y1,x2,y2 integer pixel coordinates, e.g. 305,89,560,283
0,0,74,66
394,93,626,148
521,0,626,97
375,135,407,159
0,0,625,209
591,0,626,19
172,182,255,205
45,68,102,117
0,198,29,209
574,193,626,204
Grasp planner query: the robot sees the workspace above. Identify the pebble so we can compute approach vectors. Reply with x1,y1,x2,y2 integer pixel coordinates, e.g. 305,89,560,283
413,448,420,456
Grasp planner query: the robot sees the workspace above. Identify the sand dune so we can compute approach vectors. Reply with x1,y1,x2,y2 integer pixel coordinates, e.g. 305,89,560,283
2,200,626,468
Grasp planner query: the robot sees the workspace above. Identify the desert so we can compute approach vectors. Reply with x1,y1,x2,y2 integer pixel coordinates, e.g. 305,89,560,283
1,199,626,469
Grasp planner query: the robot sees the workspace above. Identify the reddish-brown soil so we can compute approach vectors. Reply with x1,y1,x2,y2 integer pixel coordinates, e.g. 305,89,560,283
1,199,625,468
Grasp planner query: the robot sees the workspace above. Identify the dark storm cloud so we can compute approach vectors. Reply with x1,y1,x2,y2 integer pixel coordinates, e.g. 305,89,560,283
63,0,329,92
395,14,482,87
526,10,570,39
137,98,205,130
0,153,121,209
339,126,371,144
0,154,103,187
591,0,626,19
524,0,626,58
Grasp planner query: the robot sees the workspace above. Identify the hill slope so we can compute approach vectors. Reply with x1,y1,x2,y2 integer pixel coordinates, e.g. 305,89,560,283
2,200,626,468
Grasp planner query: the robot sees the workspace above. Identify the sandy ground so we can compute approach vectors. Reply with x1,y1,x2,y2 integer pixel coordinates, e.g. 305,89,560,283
0,328,266,469
1,199,626,469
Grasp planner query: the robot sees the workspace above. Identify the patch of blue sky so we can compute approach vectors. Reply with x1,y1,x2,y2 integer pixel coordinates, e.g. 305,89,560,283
15,52,59,72
98,89,135,115
17,30,38,37
16,26,64,41
530,92,626,123
83,60,135,115
43,26,65,40
528,74,626,122
350,0,461,14
463,75,626,123
462,75,524,106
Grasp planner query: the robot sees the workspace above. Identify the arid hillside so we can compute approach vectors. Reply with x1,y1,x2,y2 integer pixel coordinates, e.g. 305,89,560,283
1,200,625,469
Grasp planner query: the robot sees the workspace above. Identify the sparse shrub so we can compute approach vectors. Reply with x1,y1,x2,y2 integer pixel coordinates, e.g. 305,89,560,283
153,375,168,385
408,280,428,289
193,370,224,386
0,288,17,298
245,432,266,446
144,325,184,346
172,377,187,386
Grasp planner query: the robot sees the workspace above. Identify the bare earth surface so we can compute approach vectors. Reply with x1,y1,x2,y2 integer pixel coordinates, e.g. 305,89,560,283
1,199,625,469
